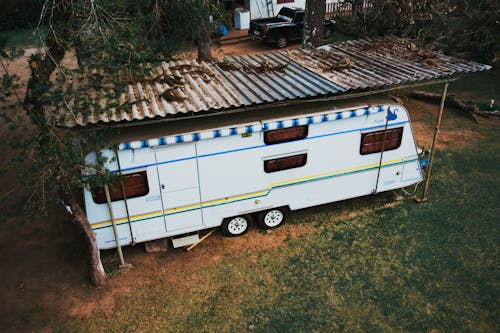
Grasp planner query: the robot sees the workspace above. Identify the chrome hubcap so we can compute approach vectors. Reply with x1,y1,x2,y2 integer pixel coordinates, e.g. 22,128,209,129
227,217,248,235
264,210,284,227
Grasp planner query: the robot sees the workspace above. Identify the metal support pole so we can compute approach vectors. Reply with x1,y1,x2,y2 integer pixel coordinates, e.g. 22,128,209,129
374,107,390,194
104,183,126,267
114,147,134,245
416,82,449,203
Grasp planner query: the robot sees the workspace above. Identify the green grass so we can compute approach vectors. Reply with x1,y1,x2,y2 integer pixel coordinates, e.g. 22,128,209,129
58,129,499,332
419,69,500,104
326,31,356,43
0,27,46,48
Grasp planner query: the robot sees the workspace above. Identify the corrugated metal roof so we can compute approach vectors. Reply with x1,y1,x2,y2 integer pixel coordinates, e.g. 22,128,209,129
58,37,491,128
285,37,490,90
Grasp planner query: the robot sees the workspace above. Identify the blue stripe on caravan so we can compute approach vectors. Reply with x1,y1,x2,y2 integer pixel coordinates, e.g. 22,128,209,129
111,121,410,173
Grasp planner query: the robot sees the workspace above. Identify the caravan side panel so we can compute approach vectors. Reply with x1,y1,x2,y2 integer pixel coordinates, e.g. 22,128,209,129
85,148,167,249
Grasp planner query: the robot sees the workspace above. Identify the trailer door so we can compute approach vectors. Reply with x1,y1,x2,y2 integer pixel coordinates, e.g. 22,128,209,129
154,143,203,233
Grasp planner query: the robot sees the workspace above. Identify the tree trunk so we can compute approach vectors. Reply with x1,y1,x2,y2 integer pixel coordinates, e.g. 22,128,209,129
66,197,106,286
303,0,326,49
197,22,213,61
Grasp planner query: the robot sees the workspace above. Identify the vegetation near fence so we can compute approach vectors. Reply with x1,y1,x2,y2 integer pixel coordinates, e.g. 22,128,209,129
333,0,499,64
326,1,373,17
326,2,353,17
0,0,42,30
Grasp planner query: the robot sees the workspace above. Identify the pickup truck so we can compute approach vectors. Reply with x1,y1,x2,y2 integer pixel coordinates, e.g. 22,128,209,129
248,7,335,48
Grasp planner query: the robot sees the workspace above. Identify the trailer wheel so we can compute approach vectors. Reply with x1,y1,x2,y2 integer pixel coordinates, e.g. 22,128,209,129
275,35,288,48
221,215,251,237
258,208,286,229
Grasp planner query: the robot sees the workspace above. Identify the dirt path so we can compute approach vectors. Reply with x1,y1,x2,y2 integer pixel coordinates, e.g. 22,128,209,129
0,42,495,332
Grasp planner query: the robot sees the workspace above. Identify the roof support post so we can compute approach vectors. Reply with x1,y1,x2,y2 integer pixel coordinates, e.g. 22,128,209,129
114,147,135,246
94,131,129,268
104,184,127,267
373,107,391,194
416,82,449,203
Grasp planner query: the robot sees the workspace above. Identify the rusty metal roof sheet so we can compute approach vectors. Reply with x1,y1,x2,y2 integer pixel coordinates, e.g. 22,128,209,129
285,37,490,90
58,37,491,128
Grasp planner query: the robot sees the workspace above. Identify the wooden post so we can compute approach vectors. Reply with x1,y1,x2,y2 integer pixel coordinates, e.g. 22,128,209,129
114,147,134,245
373,107,391,194
104,184,126,267
416,82,449,203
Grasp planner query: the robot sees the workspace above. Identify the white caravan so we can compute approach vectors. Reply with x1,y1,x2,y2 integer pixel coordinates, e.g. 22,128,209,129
84,100,423,250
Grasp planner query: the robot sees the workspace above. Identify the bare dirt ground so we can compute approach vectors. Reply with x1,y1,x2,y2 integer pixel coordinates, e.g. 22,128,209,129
0,41,496,332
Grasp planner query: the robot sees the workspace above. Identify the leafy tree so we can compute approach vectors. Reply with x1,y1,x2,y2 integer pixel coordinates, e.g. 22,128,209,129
0,0,43,30
0,0,220,286
336,0,498,63
450,0,500,63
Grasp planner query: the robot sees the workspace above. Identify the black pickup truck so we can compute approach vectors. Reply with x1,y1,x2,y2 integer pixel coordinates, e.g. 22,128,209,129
248,7,335,48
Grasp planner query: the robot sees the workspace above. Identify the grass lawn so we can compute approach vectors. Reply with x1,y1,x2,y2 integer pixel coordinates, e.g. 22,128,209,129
326,31,356,43
417,67,500,104
0,28,45,48
58,123,499,332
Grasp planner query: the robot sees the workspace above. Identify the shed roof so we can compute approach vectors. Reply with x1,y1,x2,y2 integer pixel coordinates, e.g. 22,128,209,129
57,37,491,128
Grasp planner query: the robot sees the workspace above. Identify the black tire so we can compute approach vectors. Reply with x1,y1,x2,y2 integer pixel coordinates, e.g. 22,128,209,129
257,208,287,229
221,214,252,237
275,35,288,48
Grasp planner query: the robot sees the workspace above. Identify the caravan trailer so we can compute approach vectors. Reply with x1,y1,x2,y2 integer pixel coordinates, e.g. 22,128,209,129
84,100,423,250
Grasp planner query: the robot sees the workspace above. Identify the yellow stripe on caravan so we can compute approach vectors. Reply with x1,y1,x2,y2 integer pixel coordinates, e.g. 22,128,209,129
267,158,402,189
91,158,404,230
199,158,402,207
92,210,163,229
163,203,202,214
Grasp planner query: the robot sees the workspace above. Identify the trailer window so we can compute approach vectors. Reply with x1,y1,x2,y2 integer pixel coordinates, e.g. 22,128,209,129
360,127,403,155
264,153,307,173
92,171,149,204
264,125,308,145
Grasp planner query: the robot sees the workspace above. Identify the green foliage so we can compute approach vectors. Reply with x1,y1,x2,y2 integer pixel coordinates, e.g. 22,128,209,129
0,0,43,31
0,28,46,48
336,0,499,63
450,0,500,63
58,130,500,332
0,0,222,220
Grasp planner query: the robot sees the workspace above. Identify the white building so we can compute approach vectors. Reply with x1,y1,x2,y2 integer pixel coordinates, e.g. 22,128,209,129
243,0,343,20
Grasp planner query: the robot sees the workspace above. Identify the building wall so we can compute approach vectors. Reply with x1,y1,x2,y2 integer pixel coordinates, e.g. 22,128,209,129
246,0,342,20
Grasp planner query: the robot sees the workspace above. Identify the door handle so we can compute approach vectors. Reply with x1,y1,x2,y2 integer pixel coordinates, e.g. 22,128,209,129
161,184,165,190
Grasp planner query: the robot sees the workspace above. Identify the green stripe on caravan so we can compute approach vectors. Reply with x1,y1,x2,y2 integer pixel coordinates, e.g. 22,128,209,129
91,158,415,230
